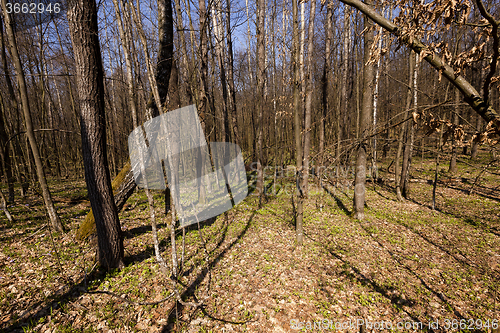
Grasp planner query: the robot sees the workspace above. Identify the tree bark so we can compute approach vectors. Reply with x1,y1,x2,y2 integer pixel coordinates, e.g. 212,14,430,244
353,2,374,220
1,1,64,232
67,0,124,269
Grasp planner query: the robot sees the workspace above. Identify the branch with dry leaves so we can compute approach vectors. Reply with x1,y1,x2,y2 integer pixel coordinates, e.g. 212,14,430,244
340,0,500,135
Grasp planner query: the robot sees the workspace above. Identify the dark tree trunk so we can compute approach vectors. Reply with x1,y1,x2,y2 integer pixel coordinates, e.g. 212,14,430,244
154,0,174,116
67,0,124,270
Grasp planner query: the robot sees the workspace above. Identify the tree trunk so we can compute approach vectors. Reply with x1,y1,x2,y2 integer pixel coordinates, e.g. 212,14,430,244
320,1,333,178
76,162,136,241
353,3,374,220
1,2,64,232
292,0,303,245
449,89,460,173
432,122,444,210
67,0,124,269
255,0,266,196
341,4,352,155
471,113,481,159
226,0,239,146
0,15,29,199
398,51,416,200
301,0,316,197
0,91,14,203
155,0,174,115
173,0,193,104
400,52,418,198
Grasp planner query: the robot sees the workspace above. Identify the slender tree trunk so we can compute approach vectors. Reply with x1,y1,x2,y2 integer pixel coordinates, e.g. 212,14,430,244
1,2,64,232
471,113,481,159
401,52,418,198
155,0,174,115
320,1,332,179
67,0,124,269
372,5,385,163
255,0,266,196
353,3,374,220
301,0,316,197
432,122,444,210
341,4,352,156
0,15,29,198
0,90,14,203
449,89,460,173
292,0,303,245
396,50,416,201
196,0,210,205
225,0,239,146
212,0,229,141
173,0,193,104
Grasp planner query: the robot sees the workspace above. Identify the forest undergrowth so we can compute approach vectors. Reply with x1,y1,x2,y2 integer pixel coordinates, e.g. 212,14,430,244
1,151,499,333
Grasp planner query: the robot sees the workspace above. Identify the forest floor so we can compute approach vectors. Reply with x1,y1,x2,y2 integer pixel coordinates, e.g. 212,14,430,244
1,151,499,333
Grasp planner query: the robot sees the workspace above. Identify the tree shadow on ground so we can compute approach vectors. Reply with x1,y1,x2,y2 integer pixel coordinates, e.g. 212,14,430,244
377,179,499,236
3,269,108,332
305,227,473,332
160,209,257,332
321,183,351,216
123,216,219,266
